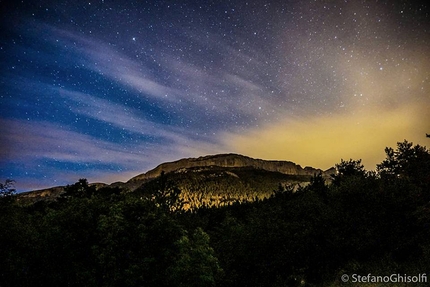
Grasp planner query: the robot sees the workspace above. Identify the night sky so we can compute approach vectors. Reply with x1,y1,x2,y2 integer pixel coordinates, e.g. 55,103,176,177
1,0,429,192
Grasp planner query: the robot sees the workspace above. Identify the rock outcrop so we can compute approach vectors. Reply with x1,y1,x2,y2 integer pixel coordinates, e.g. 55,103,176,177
17,153,334,203
129,153,333,182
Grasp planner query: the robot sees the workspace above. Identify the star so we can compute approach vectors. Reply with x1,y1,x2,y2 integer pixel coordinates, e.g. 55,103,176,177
0,0,429,192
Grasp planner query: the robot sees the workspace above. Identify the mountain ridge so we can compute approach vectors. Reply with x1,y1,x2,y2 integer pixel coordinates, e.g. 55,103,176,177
17,153,335,204
129,153,334,182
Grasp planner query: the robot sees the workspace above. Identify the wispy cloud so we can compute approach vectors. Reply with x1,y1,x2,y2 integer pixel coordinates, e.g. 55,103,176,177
44,25,181,102
58,89,159,136
1,118,142,165
4,8,429,194
46,24,286,125
0,116,227,191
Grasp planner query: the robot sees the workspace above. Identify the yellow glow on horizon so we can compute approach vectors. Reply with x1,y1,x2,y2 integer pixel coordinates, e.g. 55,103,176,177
221,103,429,170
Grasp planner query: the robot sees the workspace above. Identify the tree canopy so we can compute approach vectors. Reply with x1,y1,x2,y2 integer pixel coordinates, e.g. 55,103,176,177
0,179,16,197
1,139,429,286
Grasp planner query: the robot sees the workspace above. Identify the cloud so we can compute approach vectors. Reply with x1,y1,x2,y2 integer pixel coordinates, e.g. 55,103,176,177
58,89,159,135
0,119,160,188
4,10,429,192
0,117,227,191
1,118,143,165
221,103,430,170
42,25,181,102
47,24,286,125
57,88,228,147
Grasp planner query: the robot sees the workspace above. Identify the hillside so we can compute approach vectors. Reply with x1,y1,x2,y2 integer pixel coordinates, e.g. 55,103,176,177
5,140,429,287
129,153,333,182
17,153,334,205
134,166,317,210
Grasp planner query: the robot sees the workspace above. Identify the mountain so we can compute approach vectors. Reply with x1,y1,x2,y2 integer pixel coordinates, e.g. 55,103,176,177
126,154,334,210
17,153,335,207
129,153,333,182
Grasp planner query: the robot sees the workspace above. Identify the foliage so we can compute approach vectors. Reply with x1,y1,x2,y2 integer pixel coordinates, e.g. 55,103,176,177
135,171,184,212
62,178,96,198
167,227,223,287
331,159,366,186
138,167,311,210
1,139,430,286
377,140,430,188
0,179,16,197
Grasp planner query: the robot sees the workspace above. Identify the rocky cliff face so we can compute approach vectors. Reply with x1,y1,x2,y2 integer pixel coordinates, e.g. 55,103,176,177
129,153,334,182
17,153,334,203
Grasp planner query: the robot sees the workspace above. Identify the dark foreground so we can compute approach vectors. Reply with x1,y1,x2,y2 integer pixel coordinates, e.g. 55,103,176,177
1,140,429,287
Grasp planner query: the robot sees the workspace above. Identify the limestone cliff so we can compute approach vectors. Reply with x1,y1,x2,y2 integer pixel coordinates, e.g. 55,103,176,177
18,153,334,203
129,153,333,182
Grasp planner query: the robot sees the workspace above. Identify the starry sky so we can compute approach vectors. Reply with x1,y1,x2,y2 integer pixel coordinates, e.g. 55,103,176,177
1,0,429,192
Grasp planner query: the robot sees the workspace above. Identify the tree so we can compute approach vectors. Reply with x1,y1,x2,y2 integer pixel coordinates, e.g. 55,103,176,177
377,140,430,187
272,183,294,199
308,173,329,201
167,227,222,287
137,171,184,212
0,179,16,197
331,159,366,186
62,178,96,198
309,172,328,191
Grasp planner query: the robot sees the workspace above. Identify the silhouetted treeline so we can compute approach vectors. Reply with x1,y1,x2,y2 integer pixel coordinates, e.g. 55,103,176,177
1,140,429,286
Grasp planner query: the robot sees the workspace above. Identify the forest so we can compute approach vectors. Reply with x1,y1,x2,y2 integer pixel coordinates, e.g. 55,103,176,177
1,139,430,287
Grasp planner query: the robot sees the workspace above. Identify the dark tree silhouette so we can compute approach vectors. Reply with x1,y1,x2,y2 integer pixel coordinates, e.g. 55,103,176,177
0,179,16,197
62,178,96,198
2,140,430,287
377,140,430,186
136,171,184,212
331,159,366,185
